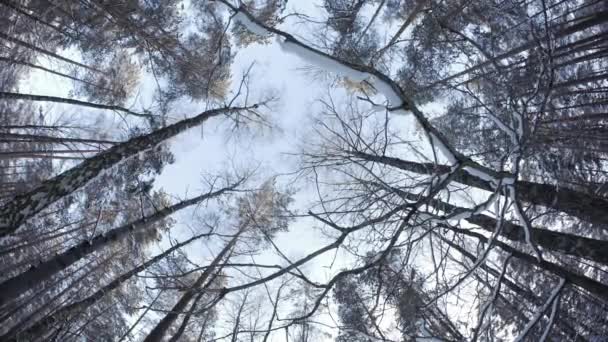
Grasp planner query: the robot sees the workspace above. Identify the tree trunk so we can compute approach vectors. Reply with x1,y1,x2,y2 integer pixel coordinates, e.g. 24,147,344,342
143,232,241,342
0,0,77,40
0,132,119,145
0,105,248,238
424,8,608,88
353,151,608,226
393,187,608,264
441,234,591,340
0,185,235,307
440,225,608,301
0,31,102,74
166,292,206,342
0,92,154,119
0,256,111,336
0,57,110,90
3,231,210,341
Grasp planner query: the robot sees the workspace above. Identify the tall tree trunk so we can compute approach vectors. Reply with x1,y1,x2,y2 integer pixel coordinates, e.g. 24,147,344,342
0,92,154,119
373,0,439,62
166,292,206,342
353,151,608,226
143,231,242,342
0,132,119,145
117,290,164,342
0,57,111,90
423,9,608,89
0,104,249,238
0,31,102,74
441,234,591,340
0,255,112,335
440,225,608,301
0,185,235,307
0,220,89,257
392,187,608,264
3,231,211,341
0,0,78,40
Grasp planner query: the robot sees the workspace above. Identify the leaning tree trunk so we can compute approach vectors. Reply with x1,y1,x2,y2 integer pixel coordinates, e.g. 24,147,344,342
442,236,587,341
441,225,608,302
393,187,608,264
0,31,102,74
0,185,235,307
167,292,207,342
2,230,212,341
0,105,248,238
143,231,242,342
0,91,155,119
353,151,608,227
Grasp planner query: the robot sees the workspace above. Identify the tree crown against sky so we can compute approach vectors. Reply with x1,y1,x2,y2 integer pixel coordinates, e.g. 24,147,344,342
0,0,607,341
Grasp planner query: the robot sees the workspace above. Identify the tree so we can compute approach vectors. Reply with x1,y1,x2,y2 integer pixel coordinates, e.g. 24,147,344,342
0,103,258,238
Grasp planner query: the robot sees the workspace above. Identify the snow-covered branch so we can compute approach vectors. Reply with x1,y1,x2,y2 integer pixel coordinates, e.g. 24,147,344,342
222,1,540,195
222,1,469,167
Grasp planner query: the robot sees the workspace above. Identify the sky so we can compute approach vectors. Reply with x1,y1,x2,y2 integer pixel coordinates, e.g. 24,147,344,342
154,1,333,267
152,2,358,339
146,2,400,339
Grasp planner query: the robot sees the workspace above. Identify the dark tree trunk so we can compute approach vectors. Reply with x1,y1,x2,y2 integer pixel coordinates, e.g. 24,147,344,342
441,225,608,301
143,232,241,342
393,187,608,264
3,231,210,341
0,186,234,307
0,92,154,119
0,31,102,73
0,105,247,238
353,151,608,226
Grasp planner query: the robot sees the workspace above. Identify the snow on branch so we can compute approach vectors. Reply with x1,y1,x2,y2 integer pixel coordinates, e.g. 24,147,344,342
232,11,273,37
280,36,405,108
278,40,368,82
227,2,525,186
230,4,404,109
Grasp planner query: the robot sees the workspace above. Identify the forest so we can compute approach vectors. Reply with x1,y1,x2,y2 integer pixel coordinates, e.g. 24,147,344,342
0,0,607,341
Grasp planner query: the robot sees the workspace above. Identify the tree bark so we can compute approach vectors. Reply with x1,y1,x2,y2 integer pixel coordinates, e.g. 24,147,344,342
0,105,249,238
3,231,211,341
353,151,608,226
166,292,206,342
143,232,242,342
439,234,590,341
0,185,235,307
441,225,608,302
0,92,154,119
0,31,102,74
0,57,110,90
0,0,77,40
392,187,608,264
423,9,608,89
0,132,119,145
